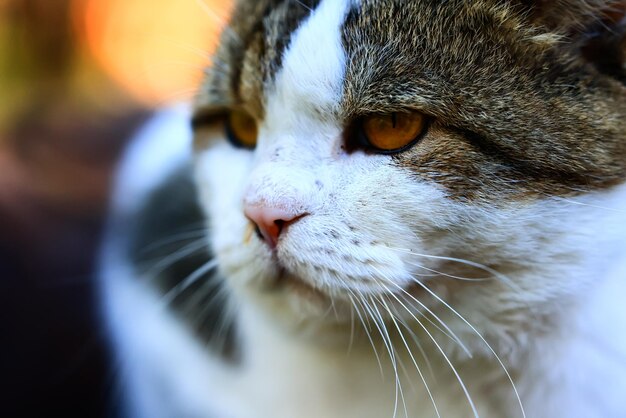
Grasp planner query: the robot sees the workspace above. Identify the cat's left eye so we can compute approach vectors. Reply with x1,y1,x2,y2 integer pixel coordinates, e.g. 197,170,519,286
225,110,258,149
358,111,427,153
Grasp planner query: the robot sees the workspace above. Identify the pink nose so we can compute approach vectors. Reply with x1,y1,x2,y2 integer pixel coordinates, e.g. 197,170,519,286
244,205,305,248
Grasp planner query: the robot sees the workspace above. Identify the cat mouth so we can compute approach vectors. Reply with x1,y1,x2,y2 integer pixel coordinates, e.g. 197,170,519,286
268,248,446,309
267,262,447,321
274,267,328,300
273,265,422,300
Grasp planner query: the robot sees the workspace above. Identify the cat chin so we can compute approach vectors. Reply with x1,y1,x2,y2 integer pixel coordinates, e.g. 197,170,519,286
226,255,444,331
215,224,473,331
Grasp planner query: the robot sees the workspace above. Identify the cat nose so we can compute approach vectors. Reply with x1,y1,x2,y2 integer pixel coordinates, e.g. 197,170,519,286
244,205,305,249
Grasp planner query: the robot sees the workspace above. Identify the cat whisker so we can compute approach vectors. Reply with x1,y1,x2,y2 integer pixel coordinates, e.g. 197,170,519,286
142,60,209,75
194,0,243,47
181,278,218,319
184,276,226,320
197,285,236,354
294,0,313,12
156,87,204,107
393,346,419,401
373,276,480,418
173,272,235,358
397,318,437,382
413,303,479,418
159,265,231,358
157,37,214,60
353,287,387,366
194,0,232,30
360,293,397,397
146,238,209,277
551,196,626,213
389,247,519,291
320,299,338,322
346,294,356,354
329,295,340,322
405,260,489,282
139,226,208,254
334,276,358,355
367,295,407,418
347,291,385,376
384,304,435,392
393,290,466,349
371,266,471,357
380,294,442,418
159,258,219,307
411,279,527,418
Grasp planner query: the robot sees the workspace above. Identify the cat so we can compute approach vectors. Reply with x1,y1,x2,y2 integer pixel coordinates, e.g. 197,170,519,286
100,0,626,417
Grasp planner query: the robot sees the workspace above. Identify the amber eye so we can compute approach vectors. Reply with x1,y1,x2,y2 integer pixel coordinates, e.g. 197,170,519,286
360,111,427,153
226,110,258,149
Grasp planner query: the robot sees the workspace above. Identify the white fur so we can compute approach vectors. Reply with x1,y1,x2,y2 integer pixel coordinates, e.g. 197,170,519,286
110,104,192,214
101,107,245,418
103,1,626,416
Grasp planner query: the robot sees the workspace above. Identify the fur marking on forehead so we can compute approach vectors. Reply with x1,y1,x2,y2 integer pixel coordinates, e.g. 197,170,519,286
266,0,351,127
197,0,322,118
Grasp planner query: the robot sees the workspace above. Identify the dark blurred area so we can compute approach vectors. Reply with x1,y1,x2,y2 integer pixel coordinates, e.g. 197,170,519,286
0,1,224,416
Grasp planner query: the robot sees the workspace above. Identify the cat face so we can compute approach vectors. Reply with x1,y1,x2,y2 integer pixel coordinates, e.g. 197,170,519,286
193,0,626,339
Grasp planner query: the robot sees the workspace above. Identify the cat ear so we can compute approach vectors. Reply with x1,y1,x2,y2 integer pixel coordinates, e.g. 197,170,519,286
521,0,626,34
521,0,626,80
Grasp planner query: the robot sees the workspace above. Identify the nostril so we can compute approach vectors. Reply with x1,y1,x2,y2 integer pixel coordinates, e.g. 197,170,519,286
274,219,285,234
243,205,307,249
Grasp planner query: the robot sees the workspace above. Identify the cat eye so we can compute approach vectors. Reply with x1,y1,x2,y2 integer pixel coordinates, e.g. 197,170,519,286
225,110,258,149
359,111,427,153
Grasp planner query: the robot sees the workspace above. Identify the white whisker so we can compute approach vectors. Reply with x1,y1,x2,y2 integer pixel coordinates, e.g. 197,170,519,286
551,196,626,213
406,260,489,282
413,302,480,418
412,279,527,418
380,295,441,418
157,37,213,60
352,293,385,375
195,0,243,47
160,259,219,306
140,228,207,253
147,239,208,276
398,319,437,382
195,0,231,29
368,295,407,418
390,247,519,291
371,266,471,357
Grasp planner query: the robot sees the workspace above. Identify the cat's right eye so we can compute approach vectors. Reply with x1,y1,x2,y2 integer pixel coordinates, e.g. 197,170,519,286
225,110,258,149
358,111,428,154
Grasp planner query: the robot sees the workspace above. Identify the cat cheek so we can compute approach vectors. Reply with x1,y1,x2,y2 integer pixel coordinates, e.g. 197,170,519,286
194,143,256,252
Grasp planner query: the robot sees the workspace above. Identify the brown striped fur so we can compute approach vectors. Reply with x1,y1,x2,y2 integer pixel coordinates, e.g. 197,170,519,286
340,0,626,200
195,0,626,201
195,0,320,120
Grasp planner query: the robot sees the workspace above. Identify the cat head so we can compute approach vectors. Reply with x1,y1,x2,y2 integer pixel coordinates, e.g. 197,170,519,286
192,0,626,344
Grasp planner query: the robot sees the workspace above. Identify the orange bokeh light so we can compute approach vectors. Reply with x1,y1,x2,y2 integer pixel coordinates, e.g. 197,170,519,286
79,0,232,105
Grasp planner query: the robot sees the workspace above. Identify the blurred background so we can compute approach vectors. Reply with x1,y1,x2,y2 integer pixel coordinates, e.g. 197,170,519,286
0,1,229,416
